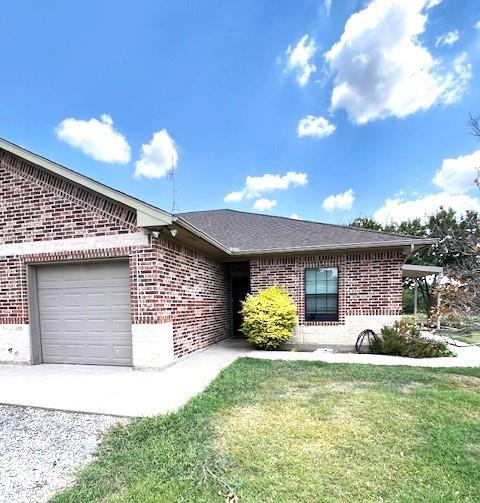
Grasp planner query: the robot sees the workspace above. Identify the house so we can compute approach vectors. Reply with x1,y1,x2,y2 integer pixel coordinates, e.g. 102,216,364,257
0,138,435,368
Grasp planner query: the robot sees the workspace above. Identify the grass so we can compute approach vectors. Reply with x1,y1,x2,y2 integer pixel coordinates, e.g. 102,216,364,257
52,359,480,502
453,331,480,345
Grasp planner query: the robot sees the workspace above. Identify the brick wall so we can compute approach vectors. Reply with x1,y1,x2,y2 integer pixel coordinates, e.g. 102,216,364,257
250,250,404,326
0,151,231,362
157,238,231,357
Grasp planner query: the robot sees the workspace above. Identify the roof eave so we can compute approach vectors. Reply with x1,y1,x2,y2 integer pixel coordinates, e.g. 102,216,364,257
229,238,437,256
168,218,438,256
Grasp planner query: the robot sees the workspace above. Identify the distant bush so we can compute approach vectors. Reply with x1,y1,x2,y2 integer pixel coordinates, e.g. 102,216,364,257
241,286,297,350
370,320,453,358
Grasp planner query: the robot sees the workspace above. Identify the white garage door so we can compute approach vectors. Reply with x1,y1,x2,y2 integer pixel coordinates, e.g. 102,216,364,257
36,261,132,366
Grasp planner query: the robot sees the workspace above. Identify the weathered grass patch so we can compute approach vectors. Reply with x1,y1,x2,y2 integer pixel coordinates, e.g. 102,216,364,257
52,359,480,503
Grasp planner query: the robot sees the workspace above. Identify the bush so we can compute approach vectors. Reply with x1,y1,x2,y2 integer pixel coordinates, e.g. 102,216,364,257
241,286,297,350
370,320,453,358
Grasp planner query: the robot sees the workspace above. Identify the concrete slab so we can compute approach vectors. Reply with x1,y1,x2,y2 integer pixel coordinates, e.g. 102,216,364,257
0,341,251,417
1,337,478,417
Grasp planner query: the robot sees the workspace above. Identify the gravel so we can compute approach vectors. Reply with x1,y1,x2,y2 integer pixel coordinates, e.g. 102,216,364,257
0,405,129,503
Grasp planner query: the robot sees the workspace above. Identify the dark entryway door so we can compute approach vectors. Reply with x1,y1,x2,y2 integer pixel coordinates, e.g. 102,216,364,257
231,276,250,336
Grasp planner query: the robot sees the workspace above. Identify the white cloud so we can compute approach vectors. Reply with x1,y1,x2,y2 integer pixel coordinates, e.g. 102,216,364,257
475,20,480,30
224,190,245,203
55,114,131,163
324,0,471,124
373,192,480,224
376,146,480,223
290,213,301,219
224,171,308,202
298,115,336,138
285,35,317,86
433,150,480,194
435,30,459,47
323,189,355,211
324,0,332,16
134,130,178,179
253,198,277,211
441,52,472,104
247,172,308,193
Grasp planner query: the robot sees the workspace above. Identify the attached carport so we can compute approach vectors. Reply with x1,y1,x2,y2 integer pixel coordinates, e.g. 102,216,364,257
402,264,444,327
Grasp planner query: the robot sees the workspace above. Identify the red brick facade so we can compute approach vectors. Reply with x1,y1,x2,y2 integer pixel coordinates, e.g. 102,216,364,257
0,146,407,363
250,251,404,325
0,151,231,359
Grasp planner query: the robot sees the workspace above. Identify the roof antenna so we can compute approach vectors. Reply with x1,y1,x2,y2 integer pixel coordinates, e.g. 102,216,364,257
168,154,180,214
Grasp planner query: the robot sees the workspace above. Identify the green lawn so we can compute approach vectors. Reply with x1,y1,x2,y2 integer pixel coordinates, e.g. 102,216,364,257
53,359,480,503
453,331,480,345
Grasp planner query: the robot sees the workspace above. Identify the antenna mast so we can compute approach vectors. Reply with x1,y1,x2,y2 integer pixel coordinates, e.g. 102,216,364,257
169,154,180,214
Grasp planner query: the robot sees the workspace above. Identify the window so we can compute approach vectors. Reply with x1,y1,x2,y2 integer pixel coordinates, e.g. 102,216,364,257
305,268,338,321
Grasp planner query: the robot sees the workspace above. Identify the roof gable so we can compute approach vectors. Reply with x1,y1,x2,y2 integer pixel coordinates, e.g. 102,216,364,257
0,138,172,228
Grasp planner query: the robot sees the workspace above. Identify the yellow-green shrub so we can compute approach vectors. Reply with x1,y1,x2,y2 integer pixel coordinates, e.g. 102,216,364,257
240,286,297,350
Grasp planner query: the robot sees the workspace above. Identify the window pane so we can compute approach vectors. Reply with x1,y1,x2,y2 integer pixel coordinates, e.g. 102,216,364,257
306,296,316,312
326,295,337,311
306,280,316,294
316,280,327,294
326,281,338,294
316,296,327,312
326,268,338,281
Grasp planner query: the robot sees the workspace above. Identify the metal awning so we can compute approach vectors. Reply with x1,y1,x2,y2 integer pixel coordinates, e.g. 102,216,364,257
402,264,443,278
402,264,444,328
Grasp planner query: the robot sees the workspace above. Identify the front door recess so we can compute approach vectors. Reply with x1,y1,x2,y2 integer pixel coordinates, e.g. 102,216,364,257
230,262,250,337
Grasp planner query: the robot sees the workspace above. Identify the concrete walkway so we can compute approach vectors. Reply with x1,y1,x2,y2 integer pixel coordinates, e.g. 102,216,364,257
251,342,480,367
0,338,478,417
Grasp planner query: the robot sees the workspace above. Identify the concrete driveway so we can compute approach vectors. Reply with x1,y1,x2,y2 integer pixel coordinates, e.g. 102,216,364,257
0,340,250,417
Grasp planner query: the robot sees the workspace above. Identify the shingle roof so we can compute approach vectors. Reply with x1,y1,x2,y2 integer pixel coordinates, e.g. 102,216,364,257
177,209,433,254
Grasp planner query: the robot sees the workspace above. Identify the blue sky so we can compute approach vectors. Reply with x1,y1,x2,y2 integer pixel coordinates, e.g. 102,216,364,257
2,0,480,224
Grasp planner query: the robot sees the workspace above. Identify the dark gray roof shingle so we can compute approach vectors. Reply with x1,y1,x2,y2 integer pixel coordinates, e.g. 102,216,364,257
178,209,429,253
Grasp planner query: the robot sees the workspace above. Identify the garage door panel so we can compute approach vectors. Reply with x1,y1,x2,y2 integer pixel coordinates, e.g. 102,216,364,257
36,261,132,366
110,291,131,304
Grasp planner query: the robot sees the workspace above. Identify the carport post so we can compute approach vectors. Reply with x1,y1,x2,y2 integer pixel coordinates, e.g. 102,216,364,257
436,273,442,330
413,279,418,323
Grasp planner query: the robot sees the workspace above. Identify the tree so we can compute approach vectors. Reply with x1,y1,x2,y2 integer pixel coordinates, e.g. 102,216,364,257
435,210,480,326
350,217,385,231
467,113,480,138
